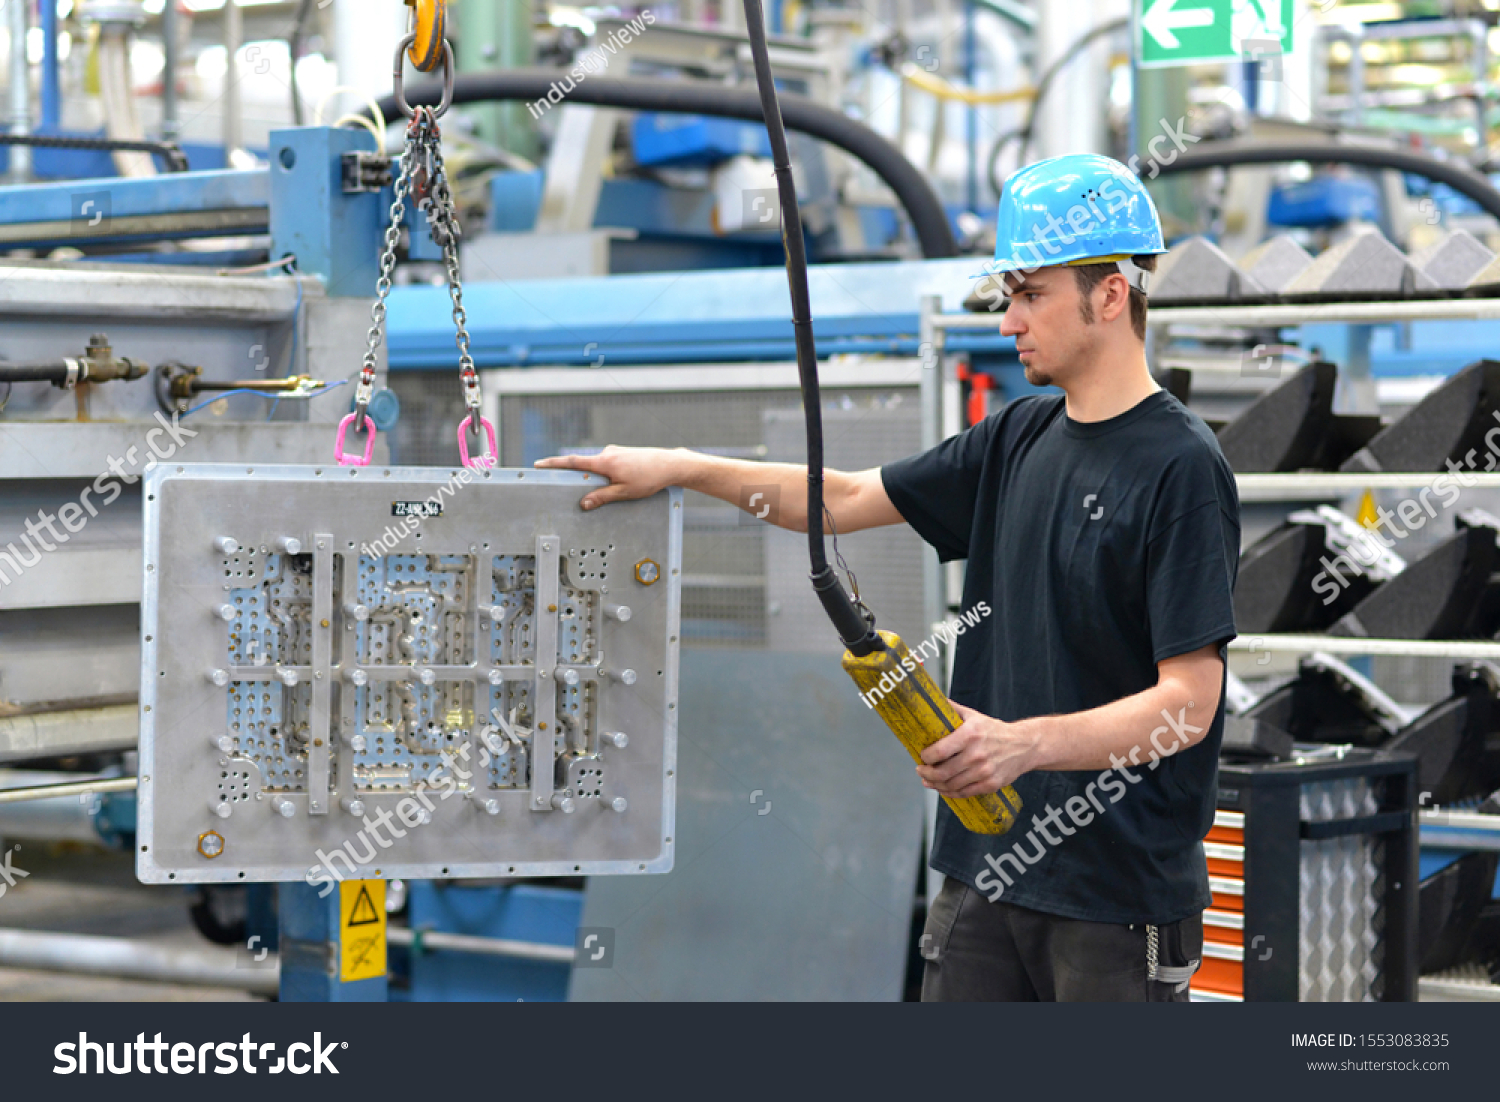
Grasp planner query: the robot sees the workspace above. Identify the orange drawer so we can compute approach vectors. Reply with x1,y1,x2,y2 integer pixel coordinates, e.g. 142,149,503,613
1209,875,1244,914
1206,810,1244,846
1204,841,1244,878
1203,908,1243,947
1192,956,1243,997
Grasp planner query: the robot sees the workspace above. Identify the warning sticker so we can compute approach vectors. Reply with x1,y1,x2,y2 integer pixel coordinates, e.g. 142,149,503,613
339,879,386,983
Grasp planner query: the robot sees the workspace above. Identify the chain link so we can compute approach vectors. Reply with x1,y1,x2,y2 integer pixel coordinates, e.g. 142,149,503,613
1146,923,1159,982
351,106,481,437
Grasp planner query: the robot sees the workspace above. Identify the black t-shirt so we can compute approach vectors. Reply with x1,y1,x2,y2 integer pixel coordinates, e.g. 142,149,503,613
881,390,1240,925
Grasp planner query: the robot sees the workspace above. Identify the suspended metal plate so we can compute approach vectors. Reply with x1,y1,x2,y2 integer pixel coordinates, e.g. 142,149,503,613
139,463,681,885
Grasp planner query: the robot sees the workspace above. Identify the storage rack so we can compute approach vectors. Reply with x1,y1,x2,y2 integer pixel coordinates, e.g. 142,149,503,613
922,295,1500,1001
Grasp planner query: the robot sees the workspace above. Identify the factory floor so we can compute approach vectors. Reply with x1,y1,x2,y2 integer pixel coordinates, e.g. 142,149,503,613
0,842,259,1002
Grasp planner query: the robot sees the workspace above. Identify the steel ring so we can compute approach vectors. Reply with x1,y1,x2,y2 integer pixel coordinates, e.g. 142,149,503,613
392,33,454,120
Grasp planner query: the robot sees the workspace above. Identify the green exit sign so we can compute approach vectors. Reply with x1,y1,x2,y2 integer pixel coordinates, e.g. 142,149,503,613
1137,0,1293,68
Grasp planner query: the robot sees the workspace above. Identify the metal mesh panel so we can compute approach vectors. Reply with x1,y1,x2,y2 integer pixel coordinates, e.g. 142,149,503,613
388,372,467,467
764,405,927,653
498,387,923,649
1299,777,1384,1001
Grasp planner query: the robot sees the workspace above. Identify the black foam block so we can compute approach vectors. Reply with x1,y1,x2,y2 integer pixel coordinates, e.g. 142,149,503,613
1329,527,1498,639
1419,851,1500,974
1245,657,1402,746
1217,361,1337,473
1235,521,1376,633
1220,714,1294,760
1386,666,1500,804
1341,360,1500,473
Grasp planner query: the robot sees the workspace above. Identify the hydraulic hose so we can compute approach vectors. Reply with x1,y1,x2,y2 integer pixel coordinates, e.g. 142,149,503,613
373,71,959,259
1153,140,1500,223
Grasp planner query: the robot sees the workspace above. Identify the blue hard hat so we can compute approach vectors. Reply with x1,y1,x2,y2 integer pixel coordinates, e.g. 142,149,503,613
987,154,1166,280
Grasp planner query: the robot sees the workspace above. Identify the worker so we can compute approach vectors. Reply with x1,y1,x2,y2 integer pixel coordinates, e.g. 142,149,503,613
536,153,1240,1002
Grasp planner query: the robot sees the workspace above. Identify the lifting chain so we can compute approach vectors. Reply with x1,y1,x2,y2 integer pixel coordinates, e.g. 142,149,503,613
337,27,494,469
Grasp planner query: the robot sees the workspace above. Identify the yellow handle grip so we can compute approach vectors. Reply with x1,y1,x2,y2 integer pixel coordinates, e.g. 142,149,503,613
843,631,1021,835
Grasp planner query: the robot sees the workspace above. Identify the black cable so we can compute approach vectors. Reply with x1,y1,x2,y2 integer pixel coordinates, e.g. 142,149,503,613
1153,140,1500,223
0,132,190,173
986,16,1129,199
739,0,882,655
288,0,318,127
373,71,959,259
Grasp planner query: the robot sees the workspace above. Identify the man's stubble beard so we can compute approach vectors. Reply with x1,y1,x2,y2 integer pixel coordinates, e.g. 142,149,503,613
1023,364,1053,388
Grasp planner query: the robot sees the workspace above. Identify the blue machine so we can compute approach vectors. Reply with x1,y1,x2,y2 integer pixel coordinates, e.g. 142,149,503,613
1267,175,1381,228
397,882,580,1002
630,113,772,168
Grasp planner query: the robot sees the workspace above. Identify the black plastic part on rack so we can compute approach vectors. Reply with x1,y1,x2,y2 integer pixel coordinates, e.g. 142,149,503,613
372,70,959,260
1154,141,1500,224
1220,713,1294,761
1234,519,1377,634
1216,360,1380,473
1418,850,1500,975
1246,657,1403,747
1329,525,1498,640
1384,665,1500,805
1342,359,1500,474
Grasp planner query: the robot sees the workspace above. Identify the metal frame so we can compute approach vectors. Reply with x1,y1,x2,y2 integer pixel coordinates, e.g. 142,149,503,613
138,463,683,885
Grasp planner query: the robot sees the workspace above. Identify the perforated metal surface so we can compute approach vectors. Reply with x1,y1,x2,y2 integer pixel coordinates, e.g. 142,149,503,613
1299,778,1385,1001
139,463,682,884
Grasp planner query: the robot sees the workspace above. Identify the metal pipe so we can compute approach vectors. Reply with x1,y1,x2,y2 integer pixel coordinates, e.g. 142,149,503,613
223,0,242,160
0,776,137,805
388,926,576,963
0,771,113,843
162,0,180,140
8,0,31,183
0,928,277,995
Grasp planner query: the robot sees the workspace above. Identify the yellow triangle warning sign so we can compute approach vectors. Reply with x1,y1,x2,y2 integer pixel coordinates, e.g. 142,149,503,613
347,883,380,926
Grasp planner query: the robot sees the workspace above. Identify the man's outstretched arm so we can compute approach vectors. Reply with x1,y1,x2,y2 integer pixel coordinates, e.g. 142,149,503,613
534,445,906,534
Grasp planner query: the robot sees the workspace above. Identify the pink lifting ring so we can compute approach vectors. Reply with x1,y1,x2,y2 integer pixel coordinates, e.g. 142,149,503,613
335,413,377,467
458,415,498,470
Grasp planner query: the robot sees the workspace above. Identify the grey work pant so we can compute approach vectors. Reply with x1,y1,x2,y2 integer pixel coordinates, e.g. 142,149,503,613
919,878,1203,1002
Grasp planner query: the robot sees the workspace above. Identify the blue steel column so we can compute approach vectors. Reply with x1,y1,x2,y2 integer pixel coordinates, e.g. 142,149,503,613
41,0,60,132
268,126,385,297
270,125,389,1001
277,882,387,1002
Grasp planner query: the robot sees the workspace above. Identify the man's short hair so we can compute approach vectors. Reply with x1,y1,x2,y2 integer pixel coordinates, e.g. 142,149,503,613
1071,254,1159,340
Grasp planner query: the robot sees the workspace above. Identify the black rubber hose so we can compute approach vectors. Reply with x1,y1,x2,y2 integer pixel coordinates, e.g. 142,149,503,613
0,133,190,173
1154,141,1500,223
736,1,882,655
374,71,958,259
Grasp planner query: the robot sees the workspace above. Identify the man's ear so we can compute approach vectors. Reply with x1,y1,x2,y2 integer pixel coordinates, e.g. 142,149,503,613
1097,272,1131,323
